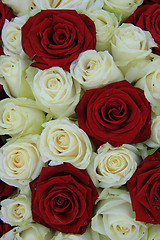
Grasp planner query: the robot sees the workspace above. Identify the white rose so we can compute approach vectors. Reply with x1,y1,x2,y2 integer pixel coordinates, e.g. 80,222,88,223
110,23,157,66
0,194,32,226
70,50,123,90
86,10,120,51
0,55,32,98
103,0,143,21
1,223,54,240
134,58,160,114
26,66,81,118
148,224,160,240
2,0,39,16
94,143,141,188
145,115,160,148
2,15,29,56
39,118,92,169
0,98,45,137
0,134,44,188
34,0,103,12
91,188,148,240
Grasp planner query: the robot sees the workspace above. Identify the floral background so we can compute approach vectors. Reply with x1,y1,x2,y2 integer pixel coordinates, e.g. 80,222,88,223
0,0,160,239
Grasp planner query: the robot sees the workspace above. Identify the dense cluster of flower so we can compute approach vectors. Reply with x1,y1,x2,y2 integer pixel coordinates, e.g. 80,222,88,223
0,0,160,240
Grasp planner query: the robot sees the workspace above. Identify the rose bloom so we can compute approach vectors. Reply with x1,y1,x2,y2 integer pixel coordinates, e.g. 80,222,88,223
30,163,98,234
76,80,151,148
145,114,160,148
0,194,32,226
91,188,147,240
39,118,92,169
0,134,44,188
127,151,160,224
126,4,160,55
94,143,141,188
70,50,123,90
148,224,160,240
110,23,157,66
26,66,81,118
0,1,14,40
22,9,96,71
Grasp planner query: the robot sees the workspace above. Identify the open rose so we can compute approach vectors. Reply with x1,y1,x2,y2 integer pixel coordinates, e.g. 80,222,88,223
22,9,96,71
30,163,98,234
127,151,160,224
76,80,151,148
126,4,160,55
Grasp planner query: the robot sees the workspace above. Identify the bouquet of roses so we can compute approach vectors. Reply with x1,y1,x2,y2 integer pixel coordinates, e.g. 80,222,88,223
0,0,160,239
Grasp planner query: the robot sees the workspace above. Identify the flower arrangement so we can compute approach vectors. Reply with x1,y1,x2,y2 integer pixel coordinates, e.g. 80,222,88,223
0,0,160,239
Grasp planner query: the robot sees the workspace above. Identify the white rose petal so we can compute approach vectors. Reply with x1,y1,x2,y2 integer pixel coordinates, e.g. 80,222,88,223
0,194,32,226
34,0,103,12
145,115,160,148
86,10,120,51
2,15,29,56
70,50,123,90
2,0,39,16
0,55,32,98
0,134,44,188
0,98,45,137
91,188,147,240
110,23,157,66
148,224,160,240
26,67,81,118
40,118,92,169
103,0,143,21
94,143,141,188
1,223,54,240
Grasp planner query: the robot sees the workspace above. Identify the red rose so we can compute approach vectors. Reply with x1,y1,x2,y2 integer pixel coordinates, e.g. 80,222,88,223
126,4,160,55
22,10,96,71
30,163,98,234
0,219,11,238
76,80,151,148
0,179,15,198
0,1,14,40
143,0,160,4
127,151,160,224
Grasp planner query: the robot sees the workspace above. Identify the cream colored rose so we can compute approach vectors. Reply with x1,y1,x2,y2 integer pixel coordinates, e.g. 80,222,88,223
0,98,45,137
0,135,44,188
2,0,39,16
34,0,103,12
1,223,54,240
70,50,123,90
145,115,160,148
94,143,141,188
148,224,160,240
26,67,81,118
2,15,29,56
135,59,160,114
39,118,92,169
103,0,143,21
0,194,32,226
0,55,32,98
86,9,120,51
110,23,157,66
91,188,147,240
